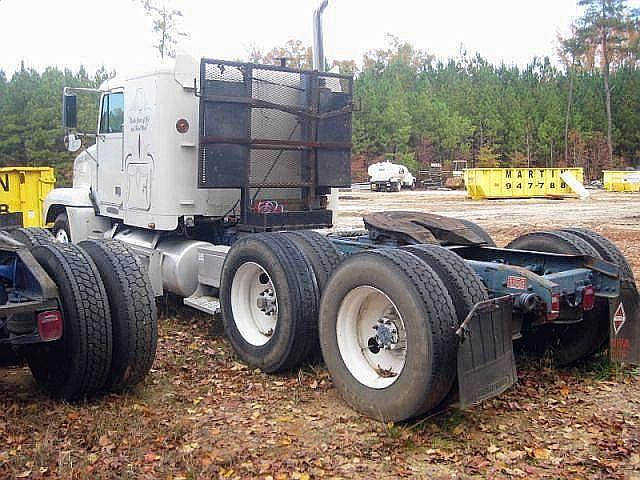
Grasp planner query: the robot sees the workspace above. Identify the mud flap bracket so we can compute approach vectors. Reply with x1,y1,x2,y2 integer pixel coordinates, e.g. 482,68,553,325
456,295,517,409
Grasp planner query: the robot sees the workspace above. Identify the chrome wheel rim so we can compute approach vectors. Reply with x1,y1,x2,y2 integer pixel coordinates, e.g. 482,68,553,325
55,229,69,243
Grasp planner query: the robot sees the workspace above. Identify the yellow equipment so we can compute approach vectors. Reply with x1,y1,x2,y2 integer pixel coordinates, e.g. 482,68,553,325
603,170,640,192
0,167,56,227
464,168,584,200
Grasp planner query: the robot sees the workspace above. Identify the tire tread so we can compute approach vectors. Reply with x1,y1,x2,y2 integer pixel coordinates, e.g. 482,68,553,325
320,248,459,420
561,228,634,281
457,219,496,246
403,244,488,323
374,249,458,414
79,239,158,390
220,233,320,372
9,227,54,247
282,231,342,292
28,243,112,400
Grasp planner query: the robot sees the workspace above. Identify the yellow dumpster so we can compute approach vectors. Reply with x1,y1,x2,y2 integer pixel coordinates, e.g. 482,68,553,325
0,167,56,227
464,168,584,200
603,170,640,192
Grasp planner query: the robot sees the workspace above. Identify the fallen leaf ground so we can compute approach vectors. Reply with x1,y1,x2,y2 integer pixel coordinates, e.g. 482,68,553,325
1,191,640,479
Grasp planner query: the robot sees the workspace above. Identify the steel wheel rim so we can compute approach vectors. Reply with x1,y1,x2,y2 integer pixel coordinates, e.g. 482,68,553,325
56,229,69,243
230,261,278,346
336,286,407,389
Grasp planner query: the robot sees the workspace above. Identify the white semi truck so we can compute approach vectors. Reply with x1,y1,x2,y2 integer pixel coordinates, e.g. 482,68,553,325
368,160,416,191
31,1,640,422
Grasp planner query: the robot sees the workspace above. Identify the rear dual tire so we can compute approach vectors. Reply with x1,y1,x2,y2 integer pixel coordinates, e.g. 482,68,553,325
283,230,342,292
560,228,634,282
402,244,489,323
16,234,157,400
0,347,21,367
27,243,113,400
221,231,343,372
506,229,615,366
223,236,485,421
319,248,460,422
79,240,158,391
457,219,496,247
9,227,55,247
220,233,321,373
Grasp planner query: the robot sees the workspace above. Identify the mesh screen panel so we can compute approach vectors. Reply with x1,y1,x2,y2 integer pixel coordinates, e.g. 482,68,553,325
198,59,352,227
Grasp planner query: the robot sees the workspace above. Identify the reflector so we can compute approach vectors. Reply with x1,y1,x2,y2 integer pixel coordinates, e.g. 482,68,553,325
37,310,63,341
176,118,189,134
547,294,561,320
581,285,596,312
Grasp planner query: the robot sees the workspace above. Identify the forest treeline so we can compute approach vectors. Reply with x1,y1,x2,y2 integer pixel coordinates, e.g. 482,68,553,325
350,41,640,179
0,65,110,180
1,0,639,181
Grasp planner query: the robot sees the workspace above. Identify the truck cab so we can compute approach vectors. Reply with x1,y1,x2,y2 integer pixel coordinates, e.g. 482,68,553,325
45,54,354,298
45,55,240,241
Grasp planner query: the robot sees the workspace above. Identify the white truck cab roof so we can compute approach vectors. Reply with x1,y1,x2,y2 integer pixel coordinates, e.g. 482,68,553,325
99,54,199,91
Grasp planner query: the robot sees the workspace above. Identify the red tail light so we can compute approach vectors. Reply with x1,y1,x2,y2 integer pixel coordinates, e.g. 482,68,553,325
547,294,561,321
581,285,596,311
37,310,63,341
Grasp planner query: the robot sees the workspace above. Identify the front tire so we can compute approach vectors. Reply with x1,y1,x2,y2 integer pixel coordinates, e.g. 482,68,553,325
319,249,458,422
53,212,71,243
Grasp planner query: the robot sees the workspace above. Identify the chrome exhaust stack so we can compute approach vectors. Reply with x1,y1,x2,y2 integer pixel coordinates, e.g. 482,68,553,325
313,0,329,71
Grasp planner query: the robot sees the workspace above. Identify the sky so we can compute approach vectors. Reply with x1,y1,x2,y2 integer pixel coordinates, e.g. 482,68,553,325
1,0,640,77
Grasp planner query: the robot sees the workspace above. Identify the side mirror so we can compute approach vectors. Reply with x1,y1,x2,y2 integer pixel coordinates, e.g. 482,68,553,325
65,133,82,152
62,94,77,130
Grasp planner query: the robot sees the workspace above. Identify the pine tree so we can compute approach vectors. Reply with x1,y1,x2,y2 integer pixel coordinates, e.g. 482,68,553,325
574,0,638,163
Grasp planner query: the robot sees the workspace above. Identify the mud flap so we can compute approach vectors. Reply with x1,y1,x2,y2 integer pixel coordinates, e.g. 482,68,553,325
610,280,640,365
457,295,517,408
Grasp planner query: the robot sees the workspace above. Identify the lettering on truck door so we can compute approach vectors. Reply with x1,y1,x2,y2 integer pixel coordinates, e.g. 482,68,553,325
124,86,154,212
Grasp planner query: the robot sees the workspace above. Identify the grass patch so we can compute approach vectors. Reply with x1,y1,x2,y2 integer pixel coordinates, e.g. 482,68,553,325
581,353,639,381
432,409,468,434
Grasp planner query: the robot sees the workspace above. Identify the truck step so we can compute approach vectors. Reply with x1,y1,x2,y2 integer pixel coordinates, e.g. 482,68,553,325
183,295,220,315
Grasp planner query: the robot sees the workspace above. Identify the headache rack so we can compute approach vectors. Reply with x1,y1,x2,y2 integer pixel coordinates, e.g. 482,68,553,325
198,59,353,231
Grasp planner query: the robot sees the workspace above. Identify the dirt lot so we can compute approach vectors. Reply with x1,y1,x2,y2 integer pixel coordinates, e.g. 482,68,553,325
1,189,640,479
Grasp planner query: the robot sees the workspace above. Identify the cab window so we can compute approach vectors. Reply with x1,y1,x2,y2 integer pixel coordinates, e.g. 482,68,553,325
99,92,124,134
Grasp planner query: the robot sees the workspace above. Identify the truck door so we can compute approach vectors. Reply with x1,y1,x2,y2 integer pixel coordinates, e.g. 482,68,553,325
96,91,124,212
